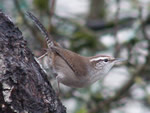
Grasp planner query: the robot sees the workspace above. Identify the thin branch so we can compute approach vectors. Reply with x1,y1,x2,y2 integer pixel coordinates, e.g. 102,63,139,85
50,0,56,18
114,0,121,57
48,0,56,31
138,3,150,64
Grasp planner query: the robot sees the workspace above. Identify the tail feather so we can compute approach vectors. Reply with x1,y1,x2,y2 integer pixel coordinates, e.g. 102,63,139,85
26,11,53,48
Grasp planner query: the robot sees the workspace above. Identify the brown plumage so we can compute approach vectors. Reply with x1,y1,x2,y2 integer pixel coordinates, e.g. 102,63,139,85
51,46,88,77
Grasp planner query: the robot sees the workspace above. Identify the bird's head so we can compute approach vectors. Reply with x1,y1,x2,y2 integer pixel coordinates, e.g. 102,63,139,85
89,55,125,75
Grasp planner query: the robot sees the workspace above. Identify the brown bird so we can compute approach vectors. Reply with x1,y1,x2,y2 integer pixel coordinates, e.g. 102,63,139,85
26,12,125,90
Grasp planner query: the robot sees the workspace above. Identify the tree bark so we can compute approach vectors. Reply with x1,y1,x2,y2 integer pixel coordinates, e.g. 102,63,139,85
0,11,66,113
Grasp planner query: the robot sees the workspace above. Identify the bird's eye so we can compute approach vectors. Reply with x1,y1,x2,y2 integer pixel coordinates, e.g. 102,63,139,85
104,59,108,62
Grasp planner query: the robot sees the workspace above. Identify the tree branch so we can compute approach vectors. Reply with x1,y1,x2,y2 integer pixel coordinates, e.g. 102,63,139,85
0,11,66,113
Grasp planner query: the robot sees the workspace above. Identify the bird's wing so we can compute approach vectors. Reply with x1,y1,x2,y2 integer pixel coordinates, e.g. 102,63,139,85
51,46,87,78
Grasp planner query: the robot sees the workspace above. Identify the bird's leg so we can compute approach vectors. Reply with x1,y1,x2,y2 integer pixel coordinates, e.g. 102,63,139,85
56,76,60,96
38,52,48,60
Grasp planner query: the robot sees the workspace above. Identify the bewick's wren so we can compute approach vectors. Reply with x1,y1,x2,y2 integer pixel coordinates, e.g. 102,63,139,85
26,12,125,88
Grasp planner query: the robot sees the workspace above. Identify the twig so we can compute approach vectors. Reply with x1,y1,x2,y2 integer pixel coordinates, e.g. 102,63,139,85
114,0,121,57
48,0,56,31
50,0,56,18
138,3,150,64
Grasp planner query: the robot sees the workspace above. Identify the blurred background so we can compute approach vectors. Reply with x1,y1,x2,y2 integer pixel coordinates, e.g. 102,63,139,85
0,0,150,113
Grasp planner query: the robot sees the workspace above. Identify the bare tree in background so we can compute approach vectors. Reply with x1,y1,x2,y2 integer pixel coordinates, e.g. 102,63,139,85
88,0,106,20
87,0,106,30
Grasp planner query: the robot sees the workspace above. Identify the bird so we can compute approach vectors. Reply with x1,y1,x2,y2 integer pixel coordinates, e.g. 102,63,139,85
26,12,125,90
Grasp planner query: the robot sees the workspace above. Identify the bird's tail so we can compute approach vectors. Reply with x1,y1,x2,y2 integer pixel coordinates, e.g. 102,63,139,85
26,11,54,48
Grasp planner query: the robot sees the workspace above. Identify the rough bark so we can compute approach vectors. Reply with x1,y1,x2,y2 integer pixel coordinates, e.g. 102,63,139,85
0,11,66,113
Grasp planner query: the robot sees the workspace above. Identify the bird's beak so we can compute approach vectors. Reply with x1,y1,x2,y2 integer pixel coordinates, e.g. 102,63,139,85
114,58,126,63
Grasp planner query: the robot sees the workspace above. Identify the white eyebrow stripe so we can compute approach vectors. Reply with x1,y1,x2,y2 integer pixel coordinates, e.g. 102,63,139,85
90,57,109,62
